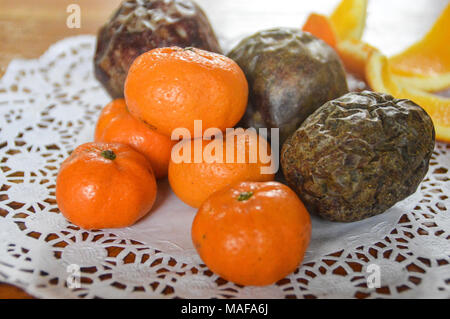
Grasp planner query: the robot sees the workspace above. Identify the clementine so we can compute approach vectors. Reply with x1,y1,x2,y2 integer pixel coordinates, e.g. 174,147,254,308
95,99,176,178
192,181,311,286
124,46,248,138
169,129,275,208
56,142,157,229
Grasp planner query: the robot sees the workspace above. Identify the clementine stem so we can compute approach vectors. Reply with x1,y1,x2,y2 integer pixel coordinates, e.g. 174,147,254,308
101,150,116,160
237,192,253,201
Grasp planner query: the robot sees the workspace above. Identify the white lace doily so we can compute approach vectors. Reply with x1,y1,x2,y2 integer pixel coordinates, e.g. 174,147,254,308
1,0,449,299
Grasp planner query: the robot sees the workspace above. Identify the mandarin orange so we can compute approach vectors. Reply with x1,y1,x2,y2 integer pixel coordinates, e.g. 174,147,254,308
192,181,311,286
56,142,157,229
95,99,176,178
169,129,275,208
124,47,248,138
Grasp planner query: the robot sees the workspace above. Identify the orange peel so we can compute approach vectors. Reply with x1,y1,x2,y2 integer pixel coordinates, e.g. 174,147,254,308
302,13,338,49
336,39,378,80
329,0,368,41
366,51,450,142
388,3,450,92
301,0,369,77
302,0,450,142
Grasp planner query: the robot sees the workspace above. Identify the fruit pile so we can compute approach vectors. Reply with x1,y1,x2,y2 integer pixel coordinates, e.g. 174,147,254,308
55,0,446,286
57,44,306,286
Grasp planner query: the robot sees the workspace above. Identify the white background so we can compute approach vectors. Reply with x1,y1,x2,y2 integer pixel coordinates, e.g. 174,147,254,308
195,0,448,56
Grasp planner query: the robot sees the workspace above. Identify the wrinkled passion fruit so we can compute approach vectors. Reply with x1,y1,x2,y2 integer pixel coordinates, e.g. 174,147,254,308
228,28,348,144
94,0,222,98
281,91,435,222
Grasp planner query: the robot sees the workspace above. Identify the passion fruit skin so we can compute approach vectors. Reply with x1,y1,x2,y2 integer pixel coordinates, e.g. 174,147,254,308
228,28,348,144
94,0,222,98
281,91,436,222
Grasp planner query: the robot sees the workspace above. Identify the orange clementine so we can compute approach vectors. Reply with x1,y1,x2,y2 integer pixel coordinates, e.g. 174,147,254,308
95,99,176,179
124,46,248,138
302,13,338,49
56,142,157,229
169,129,275,208
192,181,311,286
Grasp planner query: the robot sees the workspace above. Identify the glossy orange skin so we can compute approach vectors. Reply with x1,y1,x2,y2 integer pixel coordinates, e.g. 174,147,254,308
95,99,176,178
192,181,312,286
56,142,157,230
124,47,248,138
303,13,338,50
169,131,275,208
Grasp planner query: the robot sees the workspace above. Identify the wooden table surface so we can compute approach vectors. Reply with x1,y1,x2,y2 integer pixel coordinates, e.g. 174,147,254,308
1,0,447,299
0,0,122,298
0,0,122,77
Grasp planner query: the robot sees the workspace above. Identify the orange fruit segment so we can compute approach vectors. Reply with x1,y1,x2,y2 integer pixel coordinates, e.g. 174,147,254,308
366,51,450,142
388,3,450,91
391,73,450,93
301,0,369,78
302,13,338,49
330,0,368,41
336,39,378,80
310,0,450,141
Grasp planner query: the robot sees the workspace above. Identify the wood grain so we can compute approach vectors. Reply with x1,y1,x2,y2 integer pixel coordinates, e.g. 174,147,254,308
0,0,122,77
0,0,122,298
